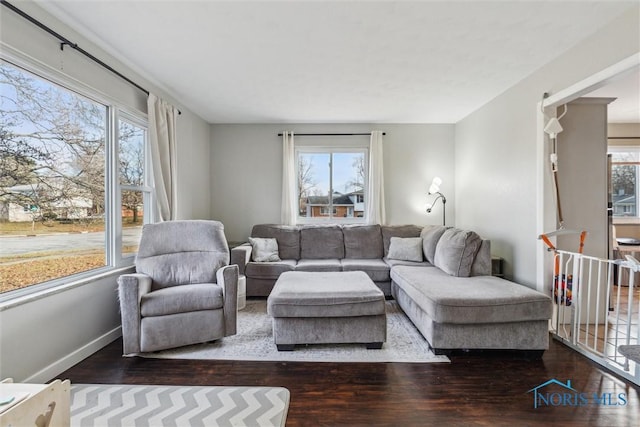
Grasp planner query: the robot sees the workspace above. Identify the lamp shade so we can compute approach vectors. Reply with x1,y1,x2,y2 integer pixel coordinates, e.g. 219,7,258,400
428,176,442,194
544,117,563,138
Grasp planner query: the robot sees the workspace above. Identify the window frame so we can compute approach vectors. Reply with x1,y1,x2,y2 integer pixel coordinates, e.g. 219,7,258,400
116,113,154,262
0,53,151,302
295,144,369,225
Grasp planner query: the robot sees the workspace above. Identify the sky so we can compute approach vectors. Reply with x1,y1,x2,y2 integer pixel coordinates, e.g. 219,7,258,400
301,152,364,195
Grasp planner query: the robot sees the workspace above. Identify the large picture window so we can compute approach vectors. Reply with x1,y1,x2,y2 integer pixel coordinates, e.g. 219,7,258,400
296,148,367,222
0,60,151,295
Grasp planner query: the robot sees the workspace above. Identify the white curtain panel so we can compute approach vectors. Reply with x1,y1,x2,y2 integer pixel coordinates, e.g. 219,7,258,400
366,130,386,225
148,93,178,222
281,131,297,225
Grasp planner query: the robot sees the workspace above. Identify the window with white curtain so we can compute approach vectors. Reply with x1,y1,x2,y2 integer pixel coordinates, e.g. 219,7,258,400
0,59,152,298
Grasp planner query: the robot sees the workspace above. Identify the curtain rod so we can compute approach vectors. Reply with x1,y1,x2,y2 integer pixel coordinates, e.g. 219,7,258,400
277,132,386,136
1,0,181,115
609,137,640,139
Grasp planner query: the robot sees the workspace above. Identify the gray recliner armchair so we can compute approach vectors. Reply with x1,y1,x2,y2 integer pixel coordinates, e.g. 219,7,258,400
117,220,238,354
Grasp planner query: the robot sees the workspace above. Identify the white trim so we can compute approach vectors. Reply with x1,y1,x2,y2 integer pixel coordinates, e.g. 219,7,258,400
24,327,121,383
0,266,134,310
542,53,640,108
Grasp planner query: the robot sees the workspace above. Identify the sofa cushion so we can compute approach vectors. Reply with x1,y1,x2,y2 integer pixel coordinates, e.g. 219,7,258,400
251,224,300,260
388,237,423,262
248,237,281,262
341,258,391,282
390,266,552,324
268,271,384,317
300,225,345,259
140,283,223,317
343,224,383,259
421,225,449,264
381,225,422,257
245,259,297,279
433,228,482,277
295,259,342,272
384,257,432,268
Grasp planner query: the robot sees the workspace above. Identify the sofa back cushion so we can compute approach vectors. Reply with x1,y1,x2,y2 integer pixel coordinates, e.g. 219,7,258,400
421,225,449,264
471,240,492,276
381,225,423,257
300,225,345,259
343,224,383,259
433,228,482,277
251,224,300,260
136,220,229,290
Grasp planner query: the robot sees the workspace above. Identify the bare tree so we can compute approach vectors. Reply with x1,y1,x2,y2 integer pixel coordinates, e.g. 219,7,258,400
1,62,107,225
345,155,365,193
297,156,316,215
119,122,144,223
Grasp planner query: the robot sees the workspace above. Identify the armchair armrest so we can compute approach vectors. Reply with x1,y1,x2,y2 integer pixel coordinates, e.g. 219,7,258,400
117,273,152,355
217,264,239,336
230,243,252,276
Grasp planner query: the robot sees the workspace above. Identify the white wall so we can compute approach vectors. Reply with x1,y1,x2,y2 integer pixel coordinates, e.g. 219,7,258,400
210,123,454,242
0,1,211,382
455,7,639,287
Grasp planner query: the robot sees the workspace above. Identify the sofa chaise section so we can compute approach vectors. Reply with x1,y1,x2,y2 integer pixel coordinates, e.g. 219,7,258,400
391,262,552,354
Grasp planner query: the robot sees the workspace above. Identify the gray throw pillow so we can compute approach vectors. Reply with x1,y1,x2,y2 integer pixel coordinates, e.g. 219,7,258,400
421,225,449,264
248,237,281,262
387,237,423,262
433,228,481,277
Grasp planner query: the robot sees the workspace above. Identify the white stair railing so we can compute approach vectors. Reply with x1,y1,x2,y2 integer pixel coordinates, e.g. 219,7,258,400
549,250,639,386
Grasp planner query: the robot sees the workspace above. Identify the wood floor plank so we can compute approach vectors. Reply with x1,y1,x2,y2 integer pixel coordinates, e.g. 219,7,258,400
57,336,639,426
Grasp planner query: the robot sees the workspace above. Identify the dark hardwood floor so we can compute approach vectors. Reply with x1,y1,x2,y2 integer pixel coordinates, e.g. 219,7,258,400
57,336,639,426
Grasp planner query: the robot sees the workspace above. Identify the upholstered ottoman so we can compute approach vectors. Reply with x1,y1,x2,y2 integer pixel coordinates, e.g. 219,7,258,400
267,271,387,351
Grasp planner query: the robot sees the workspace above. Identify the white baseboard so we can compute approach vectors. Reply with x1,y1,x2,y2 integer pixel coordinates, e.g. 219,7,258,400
25,327,122,383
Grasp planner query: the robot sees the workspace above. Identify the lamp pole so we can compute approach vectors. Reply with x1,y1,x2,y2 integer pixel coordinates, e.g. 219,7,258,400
426,192,447,226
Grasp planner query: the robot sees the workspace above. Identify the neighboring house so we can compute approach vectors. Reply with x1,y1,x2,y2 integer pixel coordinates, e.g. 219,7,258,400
613,194,636,216
0,183,93,222
304,192,364,218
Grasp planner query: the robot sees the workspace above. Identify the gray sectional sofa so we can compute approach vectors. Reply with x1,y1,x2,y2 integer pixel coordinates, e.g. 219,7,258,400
231,223,552,354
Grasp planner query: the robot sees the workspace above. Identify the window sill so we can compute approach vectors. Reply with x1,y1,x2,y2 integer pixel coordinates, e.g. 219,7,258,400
0,265,134,311
613,217,640,225
296,218,367,225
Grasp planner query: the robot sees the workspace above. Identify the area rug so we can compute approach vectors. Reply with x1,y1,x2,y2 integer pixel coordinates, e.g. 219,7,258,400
70,384,290,427
141,300,449,363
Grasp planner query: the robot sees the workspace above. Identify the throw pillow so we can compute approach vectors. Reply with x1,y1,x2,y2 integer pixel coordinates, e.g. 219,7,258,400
421,225,449,264
387,237,423,262
433,228,482,277
248,237,281,262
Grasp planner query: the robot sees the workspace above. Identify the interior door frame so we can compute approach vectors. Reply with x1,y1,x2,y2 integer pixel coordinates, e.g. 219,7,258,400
535,53,640,293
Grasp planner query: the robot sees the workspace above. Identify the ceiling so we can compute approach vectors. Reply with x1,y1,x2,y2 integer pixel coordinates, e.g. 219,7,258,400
35,1,637,124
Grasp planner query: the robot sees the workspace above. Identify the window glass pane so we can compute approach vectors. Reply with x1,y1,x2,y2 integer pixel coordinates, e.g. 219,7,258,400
298,152,329,218
119,119,147,256
0,61,107,293
611,163,637,217
121,189,143,255
118,120,145,186
333,152,365,218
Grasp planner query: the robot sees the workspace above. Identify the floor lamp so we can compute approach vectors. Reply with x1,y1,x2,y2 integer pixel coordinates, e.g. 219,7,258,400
427,177,446,226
